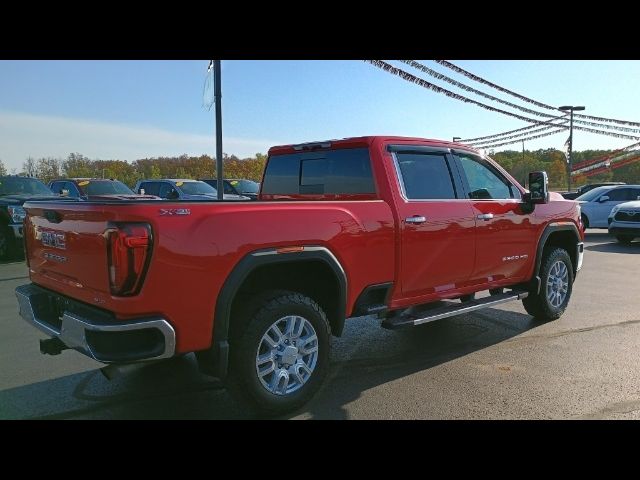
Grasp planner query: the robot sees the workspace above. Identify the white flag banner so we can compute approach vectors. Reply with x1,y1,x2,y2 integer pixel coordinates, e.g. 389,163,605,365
563,136,570,162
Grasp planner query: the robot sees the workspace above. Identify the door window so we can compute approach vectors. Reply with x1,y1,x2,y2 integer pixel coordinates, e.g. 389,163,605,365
394,153,457,200
457,153,517,200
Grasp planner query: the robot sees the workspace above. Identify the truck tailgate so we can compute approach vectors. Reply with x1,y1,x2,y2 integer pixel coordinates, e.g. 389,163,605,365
24,202,138,302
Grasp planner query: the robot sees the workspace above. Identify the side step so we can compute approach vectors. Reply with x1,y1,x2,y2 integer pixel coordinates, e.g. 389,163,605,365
381,289,529,330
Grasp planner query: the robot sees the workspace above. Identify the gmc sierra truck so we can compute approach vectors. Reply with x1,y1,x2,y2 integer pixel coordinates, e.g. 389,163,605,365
15,136,584,415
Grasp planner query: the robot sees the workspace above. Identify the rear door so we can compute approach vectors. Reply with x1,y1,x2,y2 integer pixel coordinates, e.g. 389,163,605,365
452,151,535,284
391,147,476,299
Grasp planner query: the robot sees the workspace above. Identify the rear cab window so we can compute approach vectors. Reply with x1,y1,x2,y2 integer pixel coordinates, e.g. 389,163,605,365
261,147,376,198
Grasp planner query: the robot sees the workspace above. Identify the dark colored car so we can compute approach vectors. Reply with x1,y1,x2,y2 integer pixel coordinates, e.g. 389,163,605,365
49,178,159,200
562,182,626,200
0,176,67,259
134,179,249,200
200,179,260,200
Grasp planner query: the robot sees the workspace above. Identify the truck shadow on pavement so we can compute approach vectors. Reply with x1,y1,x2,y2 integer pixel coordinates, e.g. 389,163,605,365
0,307,542,420
585,241,640,254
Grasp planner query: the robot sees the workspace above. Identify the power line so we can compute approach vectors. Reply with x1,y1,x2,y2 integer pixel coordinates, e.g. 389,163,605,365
463,118,569,144
366,60,573,128
401,60,559,119
479,129,567,149
435,59,640,127
434,60,557,110
470,121,570,147
367,60,640,143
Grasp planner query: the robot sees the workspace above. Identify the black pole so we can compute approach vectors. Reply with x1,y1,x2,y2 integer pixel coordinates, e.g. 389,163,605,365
567,109,573,193
214,60,223,201
522,140,526,186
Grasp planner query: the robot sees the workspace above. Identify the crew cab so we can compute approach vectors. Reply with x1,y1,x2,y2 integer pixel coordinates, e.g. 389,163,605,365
0,176,69,260
15,136,584,415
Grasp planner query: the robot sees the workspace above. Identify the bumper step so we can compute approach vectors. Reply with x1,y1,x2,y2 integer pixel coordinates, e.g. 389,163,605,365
382,289,529,330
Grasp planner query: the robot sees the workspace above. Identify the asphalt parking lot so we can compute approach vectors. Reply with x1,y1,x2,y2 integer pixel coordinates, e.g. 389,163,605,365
1,229,639,419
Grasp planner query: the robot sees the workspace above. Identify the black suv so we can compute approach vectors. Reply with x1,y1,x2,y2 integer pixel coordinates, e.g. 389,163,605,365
0,176,63,260
200,179,260,200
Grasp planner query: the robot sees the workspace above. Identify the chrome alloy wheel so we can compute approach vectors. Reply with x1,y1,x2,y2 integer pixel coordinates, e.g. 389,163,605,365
546,260,569,308
255,315,319,396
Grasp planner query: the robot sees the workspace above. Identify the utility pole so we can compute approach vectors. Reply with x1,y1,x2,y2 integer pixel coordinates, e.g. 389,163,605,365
559,105,586,192
522,140,526,187
214,60,224,201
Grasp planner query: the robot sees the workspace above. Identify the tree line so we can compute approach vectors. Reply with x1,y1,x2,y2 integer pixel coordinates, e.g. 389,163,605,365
15,153,268,187
3,147,640,191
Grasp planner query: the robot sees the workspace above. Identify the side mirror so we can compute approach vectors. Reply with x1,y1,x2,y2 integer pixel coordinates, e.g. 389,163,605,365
598,195,610,203
528,171,549,204
522,171,549,213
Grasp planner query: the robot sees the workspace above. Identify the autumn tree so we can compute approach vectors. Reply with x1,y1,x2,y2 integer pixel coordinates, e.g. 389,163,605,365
0,159,6,176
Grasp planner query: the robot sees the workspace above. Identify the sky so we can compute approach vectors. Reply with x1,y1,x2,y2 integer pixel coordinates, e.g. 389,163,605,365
1,60,639,172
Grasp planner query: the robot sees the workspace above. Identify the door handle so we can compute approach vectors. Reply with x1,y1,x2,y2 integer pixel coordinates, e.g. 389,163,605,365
405,216,427,224
477,213,494,221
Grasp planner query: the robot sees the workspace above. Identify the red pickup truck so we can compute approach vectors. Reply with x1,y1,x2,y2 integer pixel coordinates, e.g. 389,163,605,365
15,136,584,415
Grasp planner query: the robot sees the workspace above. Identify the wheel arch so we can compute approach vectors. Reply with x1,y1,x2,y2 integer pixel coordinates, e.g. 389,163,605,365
534,222,581,282
198,246,347,379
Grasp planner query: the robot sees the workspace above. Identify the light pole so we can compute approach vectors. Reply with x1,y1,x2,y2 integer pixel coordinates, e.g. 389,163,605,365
559,105,585,192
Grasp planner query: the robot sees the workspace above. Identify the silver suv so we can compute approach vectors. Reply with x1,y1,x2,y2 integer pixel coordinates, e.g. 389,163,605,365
608,200,640,244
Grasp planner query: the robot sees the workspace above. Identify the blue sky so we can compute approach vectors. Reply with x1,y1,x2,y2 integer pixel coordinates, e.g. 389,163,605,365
1,60,639,171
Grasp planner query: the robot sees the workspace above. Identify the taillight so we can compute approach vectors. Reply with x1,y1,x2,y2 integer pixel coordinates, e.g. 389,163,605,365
107,223,152,296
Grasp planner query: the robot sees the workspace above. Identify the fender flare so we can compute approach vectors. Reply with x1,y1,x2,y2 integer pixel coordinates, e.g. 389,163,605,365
533,222,581,280
199,246,347,379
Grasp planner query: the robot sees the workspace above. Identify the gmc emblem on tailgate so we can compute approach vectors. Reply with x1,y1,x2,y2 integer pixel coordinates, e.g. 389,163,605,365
41,230,66,250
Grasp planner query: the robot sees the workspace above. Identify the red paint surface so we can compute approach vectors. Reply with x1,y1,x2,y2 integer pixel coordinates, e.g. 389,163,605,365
23,136,582,353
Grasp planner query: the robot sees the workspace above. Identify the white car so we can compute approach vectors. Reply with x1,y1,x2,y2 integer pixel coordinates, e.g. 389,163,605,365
577,185,640,228
608,200,640,243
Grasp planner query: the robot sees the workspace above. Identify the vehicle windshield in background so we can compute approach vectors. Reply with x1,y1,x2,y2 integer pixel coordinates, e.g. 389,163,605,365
235,180,259,194
576,186,610,202
179,181,217,195
80,180,135,196
0,177,53,196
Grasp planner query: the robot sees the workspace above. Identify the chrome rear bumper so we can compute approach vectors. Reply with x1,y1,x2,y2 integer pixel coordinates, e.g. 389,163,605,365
15,284,175,363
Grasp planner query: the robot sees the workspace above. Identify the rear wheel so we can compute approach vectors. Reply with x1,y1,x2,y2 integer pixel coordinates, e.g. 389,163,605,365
0,226,16,261
227,290,331,417
522,247,573,321
616,235,634,244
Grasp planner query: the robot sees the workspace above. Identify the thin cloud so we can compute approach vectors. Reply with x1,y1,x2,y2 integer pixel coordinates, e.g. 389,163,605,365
0,110,278,171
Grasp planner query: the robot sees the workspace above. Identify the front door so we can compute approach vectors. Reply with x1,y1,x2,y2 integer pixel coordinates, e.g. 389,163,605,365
393,149,476,300
453,151,536,284
590,188,638,227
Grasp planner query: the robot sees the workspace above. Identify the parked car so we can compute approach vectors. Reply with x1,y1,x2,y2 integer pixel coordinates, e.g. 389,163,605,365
576,184,640,228
200,178,260,200
49,178,158,200
16,135,584,415
0,176,73,260
562,182,626,200
134,179,249,201
608,200,640,243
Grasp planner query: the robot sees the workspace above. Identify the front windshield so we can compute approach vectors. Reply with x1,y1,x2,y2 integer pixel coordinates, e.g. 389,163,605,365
178,181,217,195
576,186,610,202
0,177,53,196
237,180,260,194
82,180,134,196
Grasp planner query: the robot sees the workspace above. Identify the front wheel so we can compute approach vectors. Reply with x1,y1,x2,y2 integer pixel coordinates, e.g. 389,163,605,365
616,235,634,244
522,247,574,321
227,290,331,416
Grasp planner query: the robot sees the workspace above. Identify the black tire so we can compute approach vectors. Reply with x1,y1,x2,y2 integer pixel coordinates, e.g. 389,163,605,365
227,290,331,417
0,226,16,261
522,247,574,321
581,214,589,229
616,235,634,244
